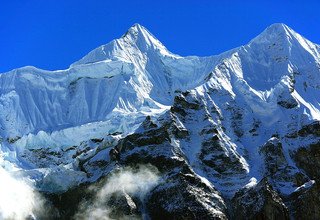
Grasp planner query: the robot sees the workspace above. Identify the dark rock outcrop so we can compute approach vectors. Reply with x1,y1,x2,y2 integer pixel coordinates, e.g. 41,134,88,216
107,192,140,219
232,178,289,220
289,181,320,219
292,142,320,180
147,170,227,220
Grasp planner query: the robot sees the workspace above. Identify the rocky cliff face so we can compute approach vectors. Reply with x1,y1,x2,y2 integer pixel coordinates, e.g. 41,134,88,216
1,23,320,219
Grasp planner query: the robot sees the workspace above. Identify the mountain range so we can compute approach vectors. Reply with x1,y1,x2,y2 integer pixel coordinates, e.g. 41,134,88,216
1,23,320,219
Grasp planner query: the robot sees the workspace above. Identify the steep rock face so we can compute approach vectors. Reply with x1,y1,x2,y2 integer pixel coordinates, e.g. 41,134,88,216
282,122,320,219
259,137,309,190
289,182,320,219
232,179,289,220
147,171,227,220
169,91,249,197
293,141,320,180
290,122,320,182
110,113,228,219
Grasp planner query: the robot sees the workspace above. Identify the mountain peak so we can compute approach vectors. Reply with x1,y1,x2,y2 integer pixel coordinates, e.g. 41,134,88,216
71,24,176,66
121,23,170,53
123,23,149,38
247,22,319,59
128,23,147,32
249,23,296,45
265,23,290,32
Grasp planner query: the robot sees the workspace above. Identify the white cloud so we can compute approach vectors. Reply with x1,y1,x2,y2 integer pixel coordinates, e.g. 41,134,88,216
0,167,44,220
75,165,159,220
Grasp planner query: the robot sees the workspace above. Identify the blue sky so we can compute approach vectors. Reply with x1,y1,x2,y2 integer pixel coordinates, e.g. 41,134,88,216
0,0,319,73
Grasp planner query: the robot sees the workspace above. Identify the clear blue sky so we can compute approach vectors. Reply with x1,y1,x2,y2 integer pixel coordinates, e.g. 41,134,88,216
0,0,319,73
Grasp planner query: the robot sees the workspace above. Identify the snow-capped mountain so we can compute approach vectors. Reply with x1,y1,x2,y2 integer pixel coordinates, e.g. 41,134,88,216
0,24,219,138
1,23,320,219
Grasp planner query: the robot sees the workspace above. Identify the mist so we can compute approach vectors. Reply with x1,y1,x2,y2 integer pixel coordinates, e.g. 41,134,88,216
0,167,45,220
74,165,160,220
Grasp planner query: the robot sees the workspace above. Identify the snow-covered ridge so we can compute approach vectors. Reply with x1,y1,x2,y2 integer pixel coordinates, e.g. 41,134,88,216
0,24,221,139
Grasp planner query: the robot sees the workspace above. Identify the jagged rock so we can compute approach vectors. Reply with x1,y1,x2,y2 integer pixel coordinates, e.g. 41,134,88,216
297,121,320,137
289,181,320,219
171,93,201,117
260,138,288,175
286,121,320,138
277,100,298,109
141,115,158,130
110,112,189,172
174,94,201,111
200,134,247,174
90,138,104,143
107,110,229,219
109,148,120,161
277,93,298,109
7,136,21,143
147,169,227,220
232,178,289,220
249,119,261,136
107,192,140,219
260,137,309,187
229,105,244,138
292,141,320,180
115,126,170,153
